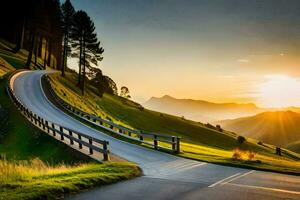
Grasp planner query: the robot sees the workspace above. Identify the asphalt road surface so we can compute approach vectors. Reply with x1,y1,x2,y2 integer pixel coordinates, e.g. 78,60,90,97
12,71,300,200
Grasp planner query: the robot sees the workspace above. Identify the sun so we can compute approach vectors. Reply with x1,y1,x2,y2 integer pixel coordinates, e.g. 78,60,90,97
258,75,300,108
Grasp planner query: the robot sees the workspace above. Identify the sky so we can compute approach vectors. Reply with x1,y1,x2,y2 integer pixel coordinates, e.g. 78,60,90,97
68,0,300,107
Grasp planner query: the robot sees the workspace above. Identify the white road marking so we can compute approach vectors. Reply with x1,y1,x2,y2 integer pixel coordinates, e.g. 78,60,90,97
166,162,207,174
220,170,255,186
227,183,300,195
208,173,241,187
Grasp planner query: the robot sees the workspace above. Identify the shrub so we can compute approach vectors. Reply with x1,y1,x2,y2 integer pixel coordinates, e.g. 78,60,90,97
138,105,144,111
232,149,242,160
237,136,246,144
247,151,256,161
205,123,215,129
216,124,223,132
232,149,256,161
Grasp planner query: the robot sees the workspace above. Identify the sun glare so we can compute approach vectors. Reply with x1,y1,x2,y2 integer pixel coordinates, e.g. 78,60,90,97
258,75,300,108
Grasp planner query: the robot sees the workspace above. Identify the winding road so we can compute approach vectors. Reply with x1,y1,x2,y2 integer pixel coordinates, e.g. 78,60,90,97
12,70,300,200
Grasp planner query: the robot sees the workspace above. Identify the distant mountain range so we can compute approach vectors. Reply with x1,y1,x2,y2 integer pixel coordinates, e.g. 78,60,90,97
218,111,300,147
144,95,264,122
144,95,300,147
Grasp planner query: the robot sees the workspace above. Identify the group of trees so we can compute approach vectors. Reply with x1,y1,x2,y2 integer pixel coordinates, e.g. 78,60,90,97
1,0,63,69
89,68,118,97
0,0,130,98
61,0,104,95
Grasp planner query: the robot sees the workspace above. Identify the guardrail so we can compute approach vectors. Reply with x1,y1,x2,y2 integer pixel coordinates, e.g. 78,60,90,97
6,70,109,161
43,76,181,154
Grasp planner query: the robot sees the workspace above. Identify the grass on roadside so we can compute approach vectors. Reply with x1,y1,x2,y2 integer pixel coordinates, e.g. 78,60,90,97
0,158,141,200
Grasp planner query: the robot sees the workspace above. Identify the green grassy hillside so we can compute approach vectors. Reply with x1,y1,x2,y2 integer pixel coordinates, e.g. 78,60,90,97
287,141,300,154
49,72,300,175
0,39,45,70
219,111,300,147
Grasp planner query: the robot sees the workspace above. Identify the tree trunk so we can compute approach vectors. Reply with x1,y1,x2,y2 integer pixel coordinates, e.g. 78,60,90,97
77,38,83,86
25,33,35,68
34,36,39,66
47,38,52,68
43,38,48,69
38,35,43,57
61,33,67,76
13,19,25,53
81,43,86,95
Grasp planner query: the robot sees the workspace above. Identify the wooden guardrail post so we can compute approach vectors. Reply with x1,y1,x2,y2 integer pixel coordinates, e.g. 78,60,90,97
103,142,109,161
34,114,37,124
139,134,143,141
176,137,181,153
52,123,56,136
41,118,45,130
89,139,93,154
154,135,158,150
38,116,41,126
172,136,176,152
276,147,282,156
45,121,49,133
29,112,33,122
59,126,64,140
78,135,82,149
69,130,74,145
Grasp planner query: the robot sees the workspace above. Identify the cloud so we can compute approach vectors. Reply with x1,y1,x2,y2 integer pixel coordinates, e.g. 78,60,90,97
236,59,250,63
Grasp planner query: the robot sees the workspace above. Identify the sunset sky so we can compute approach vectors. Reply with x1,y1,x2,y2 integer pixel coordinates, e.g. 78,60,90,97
70,0,300,107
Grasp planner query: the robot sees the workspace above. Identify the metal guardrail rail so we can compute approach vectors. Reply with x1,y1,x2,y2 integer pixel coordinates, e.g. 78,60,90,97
6,70,109,161
44,75,181,154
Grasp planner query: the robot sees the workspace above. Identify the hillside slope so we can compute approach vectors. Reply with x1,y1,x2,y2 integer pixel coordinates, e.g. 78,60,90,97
48,72,300,174
49,73,258,151
287,141,300,154
144,95,263,122
219,111,300,147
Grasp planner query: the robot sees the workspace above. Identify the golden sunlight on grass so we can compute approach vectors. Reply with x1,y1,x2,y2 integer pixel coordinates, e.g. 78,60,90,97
0,157,141,200
0,157,72,183
232,148,256,161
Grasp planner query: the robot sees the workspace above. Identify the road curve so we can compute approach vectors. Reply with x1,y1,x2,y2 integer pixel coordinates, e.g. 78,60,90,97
13,70,300,200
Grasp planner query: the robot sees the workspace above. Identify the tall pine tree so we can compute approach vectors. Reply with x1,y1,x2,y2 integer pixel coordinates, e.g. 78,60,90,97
70,10,104,95
61,0,75,76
